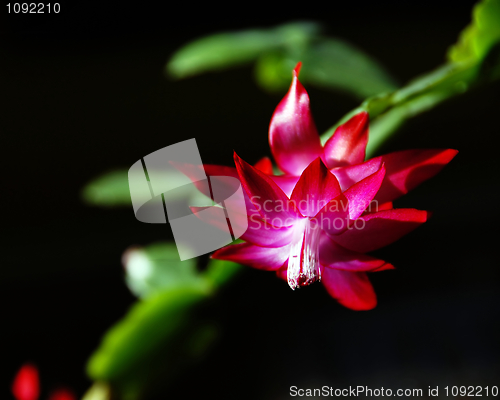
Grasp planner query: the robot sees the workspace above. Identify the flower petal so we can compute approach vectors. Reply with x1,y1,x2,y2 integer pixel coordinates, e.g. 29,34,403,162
269,63,323,175
254,157,274,175
234,152,300,225
212,242,289,271
203,164,238,178
362,201,393,215
332,208,429,253
190,205,249,239
321,268,377,310
344,163,386,219
173,162,259,218
330,157,383,191
242,215,295,248
290,158,342,217
319,232,393,272
12,364,39,400
374,149,458,203
269,174,301,197
323,112,369,168
375,201,393,211
313,193,350,236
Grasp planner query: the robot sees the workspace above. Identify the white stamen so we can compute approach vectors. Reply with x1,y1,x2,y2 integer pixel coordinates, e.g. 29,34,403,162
287,218,321,289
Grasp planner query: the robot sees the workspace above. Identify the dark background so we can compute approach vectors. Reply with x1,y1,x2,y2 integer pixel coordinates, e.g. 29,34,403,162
2,1,499,399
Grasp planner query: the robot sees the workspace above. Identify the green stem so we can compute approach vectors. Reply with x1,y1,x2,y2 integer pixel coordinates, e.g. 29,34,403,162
320,60,480,157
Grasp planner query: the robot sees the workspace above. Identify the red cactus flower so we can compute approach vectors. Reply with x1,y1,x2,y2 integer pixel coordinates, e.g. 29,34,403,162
188,62,457,310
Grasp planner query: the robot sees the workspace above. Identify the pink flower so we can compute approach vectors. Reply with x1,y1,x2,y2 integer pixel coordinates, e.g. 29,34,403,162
12,363,76,400
192,63,457,310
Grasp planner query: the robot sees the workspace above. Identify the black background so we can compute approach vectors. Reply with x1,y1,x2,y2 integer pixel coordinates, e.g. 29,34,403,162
2,1,499,399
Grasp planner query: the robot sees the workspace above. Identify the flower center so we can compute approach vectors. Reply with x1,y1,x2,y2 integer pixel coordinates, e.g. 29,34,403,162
287,218,321,289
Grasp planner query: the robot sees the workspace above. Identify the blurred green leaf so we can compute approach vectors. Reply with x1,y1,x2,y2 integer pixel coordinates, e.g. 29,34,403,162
82,169,211,208
203,257,242,287
167,30,281,78
167,22,320,79
253,38,398,98
82,170,131,207
122,242,242,299
168,21,397,99
123,243,203,299
321,19,500,157
87,286,214,400
254,51,295,92
300,39,398,98
89,241,242,399
82,382,112,400
448,0,500,62
320,58,484,157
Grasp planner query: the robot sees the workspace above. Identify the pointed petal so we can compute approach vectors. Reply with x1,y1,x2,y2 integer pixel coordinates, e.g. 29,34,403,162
190,205,249,240
206,169,263,220
313,193,350,236
173,162,238,185
212,242,289,271
321,268,377,310
203,164,239,178
254,157,274,174
323,112,369,168
269,174,301,197
319,232,393,272
332,208,429,253
12,364,39,400
170,161,214,199
242,215,295,248
362,201,393,215
269,63,323,175
375,149,458,203
330,157,383,191
344,164,386,219
375,201,393,211
290,158,342,217
173,162,261,218
234,152,300,225
371,262,395,272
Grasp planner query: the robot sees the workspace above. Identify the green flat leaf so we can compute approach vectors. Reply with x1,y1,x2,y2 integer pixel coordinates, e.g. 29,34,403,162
82,170,131,207
87,286,214,400
363,62,476,155
254,38,398,98
300,38,398,99
123,242,203,299
82,169,210,208
167,30,282,78
168,22,397,99
320,61,479,157
167,22,321,79
448,0,500,62
167,22,318,78
88,254,243,398
203,258,242,287
254,51,296,92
